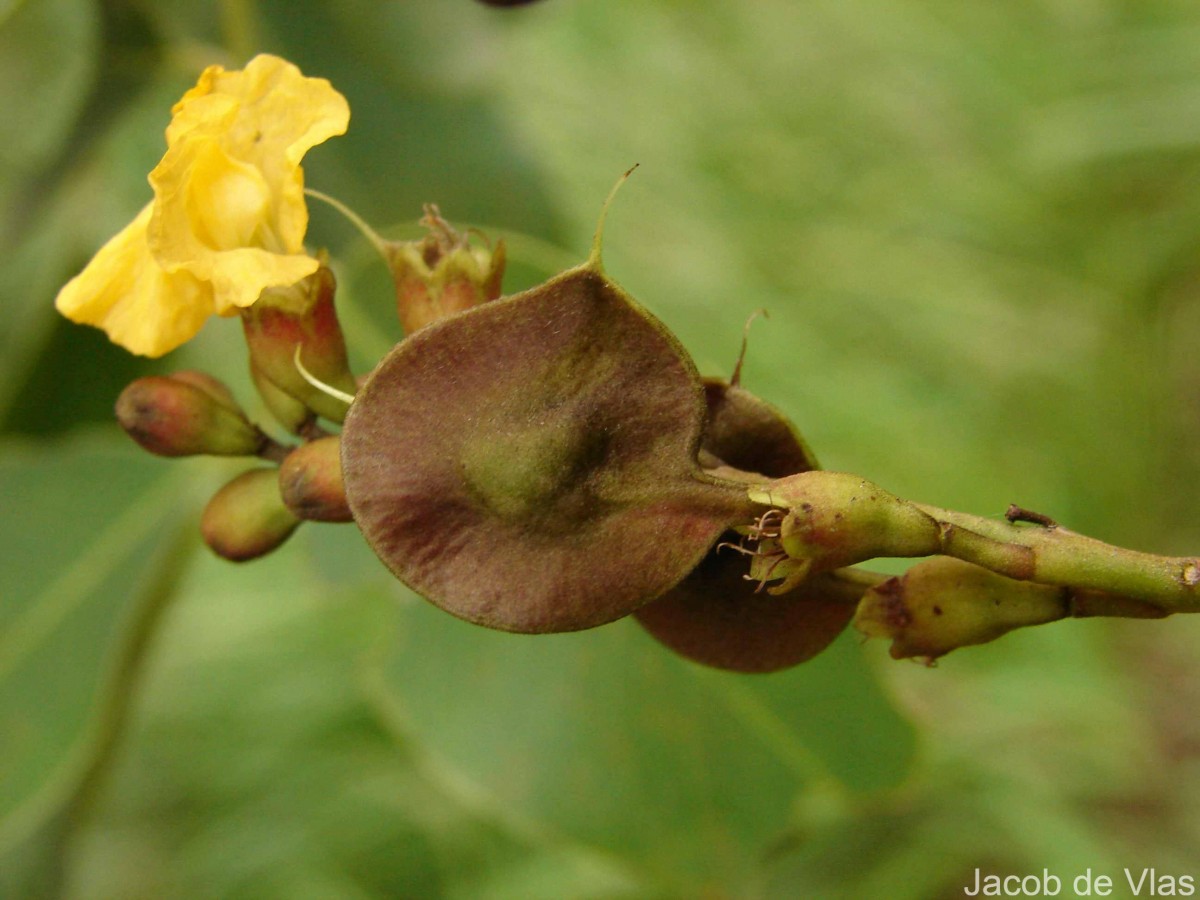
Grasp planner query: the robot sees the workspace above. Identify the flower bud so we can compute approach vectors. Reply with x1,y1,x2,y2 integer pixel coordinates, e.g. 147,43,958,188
278,436,352,522
251,362,314,435
201,468,300,562
853,557,1068,661
383,205,506,334
166,370,242,412
241,265,357,423
116,376,264,457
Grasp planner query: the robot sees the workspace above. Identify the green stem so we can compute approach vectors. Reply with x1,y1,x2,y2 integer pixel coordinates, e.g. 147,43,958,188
304,187,390,260
913,503,1200,612
748,471,1200,615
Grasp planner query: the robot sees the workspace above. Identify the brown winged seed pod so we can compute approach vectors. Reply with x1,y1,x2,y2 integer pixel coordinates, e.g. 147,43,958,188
341,239,780,632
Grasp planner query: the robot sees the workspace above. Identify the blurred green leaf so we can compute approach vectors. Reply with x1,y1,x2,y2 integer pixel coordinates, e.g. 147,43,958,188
0,0,99,184
0,38,188,435
0,436,192,855
35,518,913,899
53,543,654,900
380,597,915,895
0,0,101,432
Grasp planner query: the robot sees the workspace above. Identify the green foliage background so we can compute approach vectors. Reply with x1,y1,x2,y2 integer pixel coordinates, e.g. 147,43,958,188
4,1,1200,896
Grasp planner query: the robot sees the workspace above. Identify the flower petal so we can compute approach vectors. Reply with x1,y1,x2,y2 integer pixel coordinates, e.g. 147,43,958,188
165,54,349,250
200,247,321,315
55,205,213,357
56,54,348,356
149,137,320,312
167,55,349,166
151,137,274,254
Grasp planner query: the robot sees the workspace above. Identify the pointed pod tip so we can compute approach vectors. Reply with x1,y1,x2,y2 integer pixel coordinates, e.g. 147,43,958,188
730,308,770,387
587,163,641,271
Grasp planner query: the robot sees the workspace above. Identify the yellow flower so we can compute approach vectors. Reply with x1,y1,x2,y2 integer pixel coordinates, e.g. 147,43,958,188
55,54,350,357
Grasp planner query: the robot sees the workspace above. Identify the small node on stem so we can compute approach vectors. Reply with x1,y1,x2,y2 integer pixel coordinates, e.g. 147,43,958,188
1005,504,1058,528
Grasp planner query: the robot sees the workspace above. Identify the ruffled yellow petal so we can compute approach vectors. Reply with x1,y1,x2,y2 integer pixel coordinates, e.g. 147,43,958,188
169,54,350,166
152,137,273,252
55,205,212,357
195,247,321,316
165,54,349,251
148,137,320,313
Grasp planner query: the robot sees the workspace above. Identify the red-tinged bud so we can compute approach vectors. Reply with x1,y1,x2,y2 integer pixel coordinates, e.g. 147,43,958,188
278,436,352,522
383,205,506,334
166,370,242,413
242,265,357,423
201,468,300,562
116,376,265,458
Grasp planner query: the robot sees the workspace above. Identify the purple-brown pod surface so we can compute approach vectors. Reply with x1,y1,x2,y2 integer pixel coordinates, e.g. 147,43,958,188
698,378,819,479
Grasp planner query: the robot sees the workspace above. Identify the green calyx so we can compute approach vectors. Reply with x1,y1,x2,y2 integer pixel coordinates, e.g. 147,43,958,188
747,471,941,590
384,205,507,335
